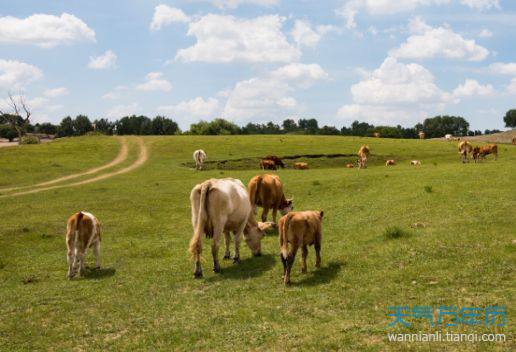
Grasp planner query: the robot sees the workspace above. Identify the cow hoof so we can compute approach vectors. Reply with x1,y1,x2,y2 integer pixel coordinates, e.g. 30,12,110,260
194,271,203,278
213,264,221,273
223,254,231,260
233,257,241,264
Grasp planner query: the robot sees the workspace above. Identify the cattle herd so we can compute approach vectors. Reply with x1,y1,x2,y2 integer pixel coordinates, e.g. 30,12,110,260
64,141,499,285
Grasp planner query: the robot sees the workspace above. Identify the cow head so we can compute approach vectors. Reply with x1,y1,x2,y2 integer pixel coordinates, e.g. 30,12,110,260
280,198,294,215
244,222,265,256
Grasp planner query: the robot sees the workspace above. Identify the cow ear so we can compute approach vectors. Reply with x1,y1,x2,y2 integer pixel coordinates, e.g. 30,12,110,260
319,211,324,218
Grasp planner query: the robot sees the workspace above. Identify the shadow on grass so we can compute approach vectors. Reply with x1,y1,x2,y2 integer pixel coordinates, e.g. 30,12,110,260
83,267,116,280
206,254,275,282
290,261,344,287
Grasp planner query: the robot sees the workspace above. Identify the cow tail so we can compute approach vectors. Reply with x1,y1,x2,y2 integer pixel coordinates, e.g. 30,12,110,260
280,213,293,259
189,182,210,259
248,176,261,212
68,212,83,250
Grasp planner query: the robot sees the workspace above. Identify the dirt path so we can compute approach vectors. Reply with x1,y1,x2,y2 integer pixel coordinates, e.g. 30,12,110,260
0,137,129,193
2,137,148,198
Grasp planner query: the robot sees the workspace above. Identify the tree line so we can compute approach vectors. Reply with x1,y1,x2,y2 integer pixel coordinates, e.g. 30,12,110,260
1,109,515,142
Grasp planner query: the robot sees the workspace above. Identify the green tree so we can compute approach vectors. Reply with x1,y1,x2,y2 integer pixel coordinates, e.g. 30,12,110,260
0,125,18,141
422,115,469,138
282,118,298,132
37,123,58,135
94,118,115,135
298,118,319,134
57,116,75,137
503,109,516,128
319,125,340,135
189,118,240,135
116,115,153,135
151,116,180,135
73,115,93,135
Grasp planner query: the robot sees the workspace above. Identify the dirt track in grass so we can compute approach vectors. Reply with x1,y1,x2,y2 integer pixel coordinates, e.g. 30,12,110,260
1,137,147,197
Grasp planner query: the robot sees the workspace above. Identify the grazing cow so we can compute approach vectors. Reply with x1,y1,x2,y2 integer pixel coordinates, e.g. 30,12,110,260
65,211,101,279
419,131,425,139
248,174,293,224
445,134,452,141
189,178,269,278
279,211,323,285
410,160,421,166
357,145,370,169
260,159,277,170
264,155,285,168
345,163,354,168
293,162,309,169
385,160,396,166
473,144,498,162
512,137,516,145
373,132,380,138
193,149,207,170
458,141,473,163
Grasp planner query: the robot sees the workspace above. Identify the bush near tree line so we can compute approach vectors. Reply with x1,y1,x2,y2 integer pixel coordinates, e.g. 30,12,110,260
1,110,514,139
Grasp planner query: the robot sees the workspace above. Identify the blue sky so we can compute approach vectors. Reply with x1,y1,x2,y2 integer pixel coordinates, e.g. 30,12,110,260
0,0,515,130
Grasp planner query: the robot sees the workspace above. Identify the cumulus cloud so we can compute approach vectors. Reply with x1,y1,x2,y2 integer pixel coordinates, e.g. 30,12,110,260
136,72,172,92
478,28,493,38
0,13,95,48
453,79,494,97
106,103,139,119
150,5,190,31
158,97,220,121
223,63,327,121
44,87,68,97
507,78,516,95
88,50,117,70
198,0,279,9
337,57,453,125
175,14,300,63
460,0,500,10
489,62,516,75
390,18,489,61
0,59,43,91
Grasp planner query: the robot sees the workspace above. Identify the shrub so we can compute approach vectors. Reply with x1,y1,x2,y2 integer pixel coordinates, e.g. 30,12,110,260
85,131,104,136
20,136,40,145
0,125,18,142
384,226,411,239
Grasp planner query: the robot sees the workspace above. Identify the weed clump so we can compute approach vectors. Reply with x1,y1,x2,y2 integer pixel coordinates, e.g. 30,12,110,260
424,185,433,193
384,226,411,239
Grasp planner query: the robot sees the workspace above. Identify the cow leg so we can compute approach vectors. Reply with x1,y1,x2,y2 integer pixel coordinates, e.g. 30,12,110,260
272,207,278,225
75,246,86,277
223,231,231,259
314,233,322,268
66,236,75,279
93,240,101,269
301,245,308,273
261,207,269,222
280,253,287,279
233,223,246,264
284,246,298,285
211,228,223,273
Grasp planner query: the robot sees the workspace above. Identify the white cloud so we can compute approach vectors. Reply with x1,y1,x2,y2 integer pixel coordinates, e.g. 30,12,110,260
0,13,95,48
337,57,454,125
106,103,139,119
44,87,68,97
453,79,494,97
199,0,279,9
507,78,516,95
460,0,500,10
489,62,516,75
175,14,300,63
102,85,128,100
88,50,117,70
150,5,190,31
390,18,489,61
158,97,220,121
0,59,43,91
136,72,172,92
223,63,327,121
478,28,493,38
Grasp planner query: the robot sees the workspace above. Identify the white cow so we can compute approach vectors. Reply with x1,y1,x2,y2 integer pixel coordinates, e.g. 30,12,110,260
193,149,207,170
410,160,421,166
188,178,272,278
65,211,101,279
445,134,453,140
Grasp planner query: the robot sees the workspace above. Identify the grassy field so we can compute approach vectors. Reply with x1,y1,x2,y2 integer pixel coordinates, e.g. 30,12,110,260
0,135,514,351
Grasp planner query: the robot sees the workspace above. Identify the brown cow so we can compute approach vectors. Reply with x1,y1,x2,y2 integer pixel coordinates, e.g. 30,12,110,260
279,211,323,285
345,163,354,168
458,141,473,163
357,145,370,169
293,162,308,169
473,144,498,162
385,159,396,166
65,211,101,279
248,174,293,224
260,159,277,170
419,131,425,139
264,155,285,168
512,137,516,145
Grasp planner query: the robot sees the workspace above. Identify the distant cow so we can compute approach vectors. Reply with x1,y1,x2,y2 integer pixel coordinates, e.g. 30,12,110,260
410,160,421,166
473,144,498,162
357,145,370,169
65,211,101,279
512,137,516,145
279,211,323,285
293,162,309,169
345,163,354,168
260,159,277,170
248,174,293,224
193,150,207,170
458,141,473,163
264,155,285,168
385,160,396,166
445,134,453,140
419,131,425,139
373,132,380,138
189,178,269,278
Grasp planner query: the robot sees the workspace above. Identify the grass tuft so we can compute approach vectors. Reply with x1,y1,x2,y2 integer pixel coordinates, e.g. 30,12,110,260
384,226,411,239
424,185,433,193
312,180,321,186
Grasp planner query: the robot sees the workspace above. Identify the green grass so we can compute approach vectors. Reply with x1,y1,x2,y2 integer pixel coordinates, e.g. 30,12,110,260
0,135,514,351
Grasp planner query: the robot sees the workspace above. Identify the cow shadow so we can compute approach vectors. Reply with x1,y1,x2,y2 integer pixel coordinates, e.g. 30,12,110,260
290,261,344,287
206,254,275,282
82,267,116,280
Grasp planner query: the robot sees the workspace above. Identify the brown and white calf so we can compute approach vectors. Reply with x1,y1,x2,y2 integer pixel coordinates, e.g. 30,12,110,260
357,145,370,169
410,160,421,166
260,159,277,170
193,149,207,170
385,159,396,166
293,162,309,169
279,211,323,285
65,211,101,279
458,141,473,163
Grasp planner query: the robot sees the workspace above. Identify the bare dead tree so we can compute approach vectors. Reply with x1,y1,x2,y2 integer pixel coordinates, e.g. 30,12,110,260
0,93,31,141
